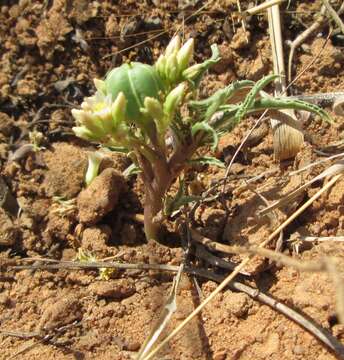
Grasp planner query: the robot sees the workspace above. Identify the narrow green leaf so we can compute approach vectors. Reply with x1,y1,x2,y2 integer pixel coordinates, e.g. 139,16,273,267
188,156,225,168
182,44,221,87
254,97,333,123
123,163,141,178
191,122,219,150
164,178,201,215
188,80,254,121
235,74,280,123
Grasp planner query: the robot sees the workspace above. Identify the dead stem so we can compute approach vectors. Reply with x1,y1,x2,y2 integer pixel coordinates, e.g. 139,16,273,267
321,0,344,34
8,259,179,272
4,321,81,360
190,227,326,273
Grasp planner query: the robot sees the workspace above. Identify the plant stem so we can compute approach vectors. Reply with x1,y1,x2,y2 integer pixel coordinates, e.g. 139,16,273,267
142,137,200,242
142,155,172,242
143,185,165,242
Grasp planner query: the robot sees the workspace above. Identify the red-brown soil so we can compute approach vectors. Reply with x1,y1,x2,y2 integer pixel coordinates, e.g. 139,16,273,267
1,0,344,359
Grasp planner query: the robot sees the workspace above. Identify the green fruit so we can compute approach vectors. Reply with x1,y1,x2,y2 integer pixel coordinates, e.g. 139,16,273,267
105,62,163,126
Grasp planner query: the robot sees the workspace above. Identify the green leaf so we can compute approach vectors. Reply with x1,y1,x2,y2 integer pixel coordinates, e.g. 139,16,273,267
253,97,333,123
164,179,201,215
191,122,219,150
105,146,129,153
182,44,221,88
123,163,141,178
188,156,225,168
235,74,280,123
188,80,254,121
85,151,104,186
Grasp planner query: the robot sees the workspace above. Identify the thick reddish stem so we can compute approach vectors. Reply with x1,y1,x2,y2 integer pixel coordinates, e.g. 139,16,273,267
142,139,200,242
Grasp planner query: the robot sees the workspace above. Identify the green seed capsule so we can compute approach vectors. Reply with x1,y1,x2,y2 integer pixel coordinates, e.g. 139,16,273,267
105,62,164,127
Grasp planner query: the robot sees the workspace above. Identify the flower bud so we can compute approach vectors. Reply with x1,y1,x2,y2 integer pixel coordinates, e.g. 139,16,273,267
111,92,127,127
165,35,181,57
155,54,167,79
177,38,194,72
143,97,164,121
71,109,105,137
93,78,106,95
165,53,179,84
163,83,185,117
182,63,203,81
72,126,99,141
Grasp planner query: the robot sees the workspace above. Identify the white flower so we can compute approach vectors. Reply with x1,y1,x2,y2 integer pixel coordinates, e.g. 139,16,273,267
71,85,129,145
72,91,115,136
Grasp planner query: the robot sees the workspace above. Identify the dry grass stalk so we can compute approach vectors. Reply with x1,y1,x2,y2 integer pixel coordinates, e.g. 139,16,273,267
297,235,344,243
137,265,183,359
288,3,344,83
321,0,344,35
268,3,304,161
245,0,283,16
142,173,343,360
287,5,326,83
290,151,344,176
258,160,344,216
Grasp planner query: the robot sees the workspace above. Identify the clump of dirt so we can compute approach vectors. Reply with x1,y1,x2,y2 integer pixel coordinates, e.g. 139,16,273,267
81,225,112,257
43,142,87,199
89,279,136,300
1,0,344,359
37,294,83,332
0,208,18,246
77,168,126,225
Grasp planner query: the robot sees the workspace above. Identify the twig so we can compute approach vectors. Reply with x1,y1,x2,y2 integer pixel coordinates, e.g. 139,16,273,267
268,2,303,160
289,152,344,176
191,228,326,272
258,161,344,216
244,0,283,16
236,0,248,43
287,92,344,110
185,267,344,358
0,330,40,339
194,244,250,275
292,235,344,243
9,259,179,272
326,259,344,324
6,321,80,359
288,29,333,90
288,5,326,83
321,0,344,35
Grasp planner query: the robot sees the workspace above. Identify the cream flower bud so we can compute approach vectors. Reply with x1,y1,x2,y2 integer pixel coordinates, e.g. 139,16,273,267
165,35,181,57
71,109,105,137
111,92,127,127
155,54,167,79
93,78,106,94
182,63,203,81
177,38,194,72
163,83,185,117
72,126,98,141
143,97,164,121
165,52,179,84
